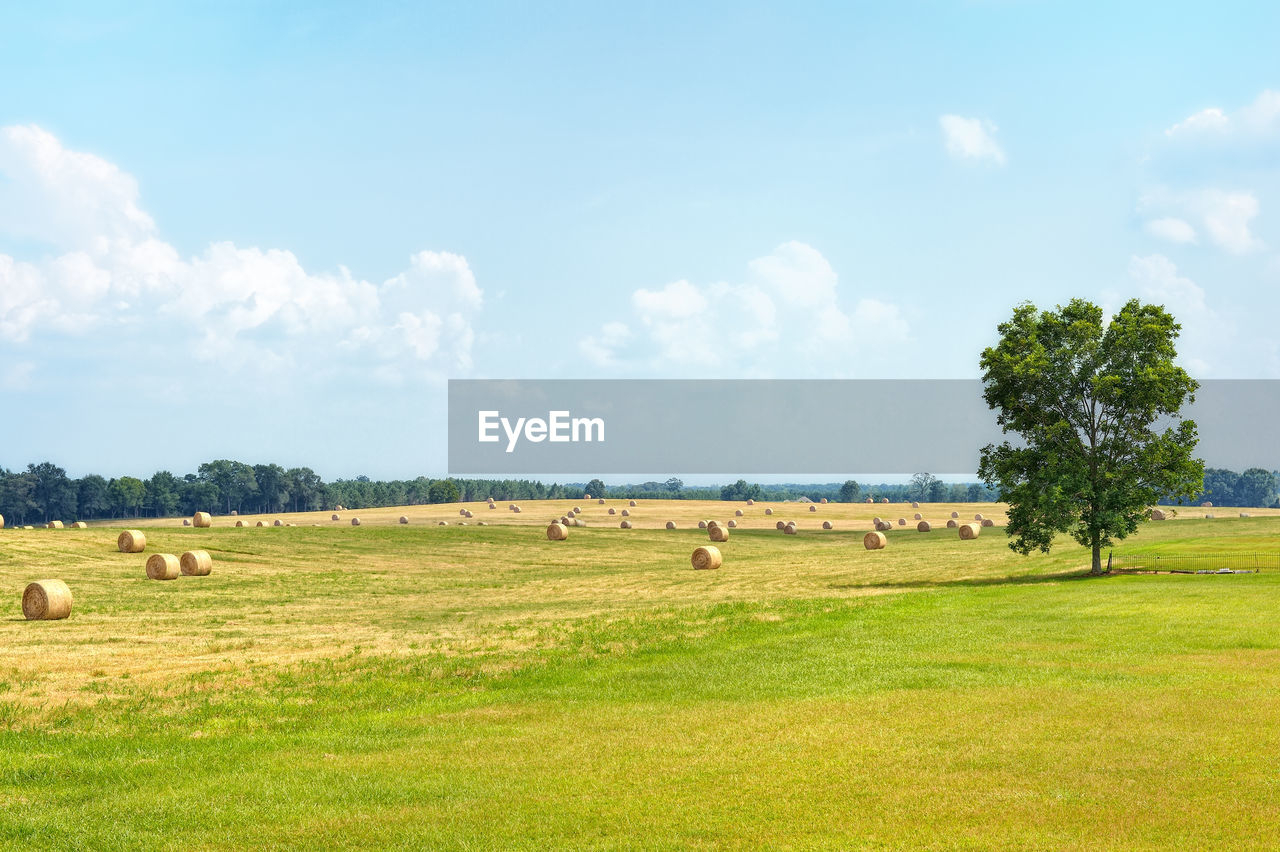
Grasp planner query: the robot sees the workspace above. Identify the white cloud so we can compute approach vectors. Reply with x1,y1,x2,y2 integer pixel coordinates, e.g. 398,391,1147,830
1128,254,1217,375
939,115,1006,165
0,125,482,378
580,242,909,373
1164,89,1280,140
1144,217,1198,245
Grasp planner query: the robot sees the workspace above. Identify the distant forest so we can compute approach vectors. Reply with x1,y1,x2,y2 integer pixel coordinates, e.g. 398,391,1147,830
0,461,1274,525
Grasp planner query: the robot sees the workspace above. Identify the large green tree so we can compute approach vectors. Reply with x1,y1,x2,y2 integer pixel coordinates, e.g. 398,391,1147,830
978,298,1204,574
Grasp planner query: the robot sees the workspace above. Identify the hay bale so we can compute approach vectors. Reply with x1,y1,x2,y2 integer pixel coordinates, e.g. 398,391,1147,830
180,550,213,577
666,521,676,529
914,513,922,520
809,505,817,513
489,503,496,509
1205,513,1215,519
734,509,744,517
863,531,887,550
784,523,797,536
620,520,633,529
698,520,708,529
820,498,828,504
235,520,245,527
709,525,729,542
629,500,637,507
880,497,889,504
691,545,722,570
728,519,737,528
351,518,362,526
1149,508,1167,521
464,510,473,518
438,521,448,526
273,519,283,527
598,498,605,504
479,522,487,526
981,518,994,527
512,506,521,514
547,522,568,541
23,526,32,530
1240,512,1252,518
399,516,409,524
765,508,774,516
974,514,985,521
621,509,630,517
193,512,211,528
822,521,833,530
917,520,931,532
950,511,959,519
873,517,882,524
911,501,919,508
608,508,616,515
897,518,906,526
776,520,786,530
117,530,146,553
509,503,517,510
256,521,266,527
746,499,754,506
865,497,874,503
875,520,893,532
0,513,4,529
71,521,87,529
47,521,64,530
459,508,467,516
146,553,180,580
183,519,191,526
230,510,238,516
946,519,958,528
332,513,340,521
22,579,72,620
958,523,981,540
1201,501,1213,508
707,520,719,528
583,493,591,500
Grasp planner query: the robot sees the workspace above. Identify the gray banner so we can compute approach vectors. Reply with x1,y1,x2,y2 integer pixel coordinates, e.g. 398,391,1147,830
447,379,1280,475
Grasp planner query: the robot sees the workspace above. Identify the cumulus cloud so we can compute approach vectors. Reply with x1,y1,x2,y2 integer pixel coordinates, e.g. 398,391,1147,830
0,124,482,377
1139,188,1263,254
1164,89,1280,140
579,241,909,373
939,115,1006,165
1144,217,1198,245
1128,254,1215,374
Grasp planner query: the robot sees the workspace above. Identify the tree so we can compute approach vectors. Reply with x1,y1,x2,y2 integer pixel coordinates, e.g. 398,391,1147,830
109,476,146,517
254,463,289,514
1235,468,1277,508
978,299,1204,574
584,478,607,498
28,462,77,522
909,473,938,503
77,474,111,519
145,471,182,517
839,480,861,503
198,460,257,514
427,479,460,504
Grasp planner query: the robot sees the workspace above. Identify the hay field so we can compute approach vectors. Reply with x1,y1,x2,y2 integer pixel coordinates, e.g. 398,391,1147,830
3,501,1280,849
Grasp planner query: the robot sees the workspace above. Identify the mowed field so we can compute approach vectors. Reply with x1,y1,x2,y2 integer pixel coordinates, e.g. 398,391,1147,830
2,499,1280,850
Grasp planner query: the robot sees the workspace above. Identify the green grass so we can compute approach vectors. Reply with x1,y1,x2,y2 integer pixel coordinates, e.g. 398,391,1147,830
2,513,1280,849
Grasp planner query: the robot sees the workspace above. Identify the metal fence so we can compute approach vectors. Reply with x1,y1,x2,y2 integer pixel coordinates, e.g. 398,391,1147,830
1109,552,1278,573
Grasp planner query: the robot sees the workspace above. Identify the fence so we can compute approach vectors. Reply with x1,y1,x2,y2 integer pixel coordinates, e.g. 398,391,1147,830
1108,552,1278,573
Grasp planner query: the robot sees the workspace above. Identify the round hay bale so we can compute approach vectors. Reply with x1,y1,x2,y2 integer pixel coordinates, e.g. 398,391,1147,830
875,520,893,532
509,503,516,510
71,521,87,529
897,518,907,526
958,523,981,540
822,521,833,530
573,506,582,514
117,530,146,553
464,511,473,518
332,513,340,521
560,516,570,524
146,553,180,580
438,521,448,526
583,493,591,500
728,519,737,528
951,511,959,519
698,520,708,529
399,516,409,524
707,520,719,528
974,514,985,521
608,508,616,515
1201,501,1213,508
981,518,994,527
911,501,919,509
746,499,754,506
946,519,958,528
873,517,882,524
547,522,568,541
709,525,729,542
765,508,774,516
0,513,4,529
256,521,266,527
286,523,296,527
914,513,922,520
459,508,467,516
691,545,722,570
666,521,676,529
22,526,32,530
1205,513,1215,519
880,497,889,504
735,509,744,517
193,512,212,528
230,510,238,516
809,505,817,513
620,520,632,529
863,531,887,550
180,550,212,577
775,520,786,530
621,509,630,517
629,500,637,507
513,507,522,514
479,522,488,526
183,519,191,526
917,520,932,532
865,497,874,503
1150,508,1167,521
598,498,605,504
22,580,72,620
351,518,361,526
47,521,64,529
489,503,497,509
820,498,828,504
235,520,245,527
1240,512,1252,518
784,523,797,536
273,519,283,527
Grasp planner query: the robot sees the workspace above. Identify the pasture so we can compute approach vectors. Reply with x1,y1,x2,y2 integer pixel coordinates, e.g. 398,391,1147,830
2,499,1279,849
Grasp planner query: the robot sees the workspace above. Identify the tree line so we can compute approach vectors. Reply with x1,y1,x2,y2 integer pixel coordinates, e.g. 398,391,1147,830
0,460,1272,526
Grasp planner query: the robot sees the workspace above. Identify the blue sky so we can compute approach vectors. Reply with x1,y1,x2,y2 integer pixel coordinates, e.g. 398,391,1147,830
1,1,1278,480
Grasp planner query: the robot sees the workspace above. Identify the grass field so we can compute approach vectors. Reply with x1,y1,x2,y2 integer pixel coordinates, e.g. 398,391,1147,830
2,499,1280,849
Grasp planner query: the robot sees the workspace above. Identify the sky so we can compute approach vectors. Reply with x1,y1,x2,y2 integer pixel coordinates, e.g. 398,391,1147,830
1,1,1278,481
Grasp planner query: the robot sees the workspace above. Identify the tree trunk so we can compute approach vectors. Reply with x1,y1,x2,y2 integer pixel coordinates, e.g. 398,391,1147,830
1091,532,1103,575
